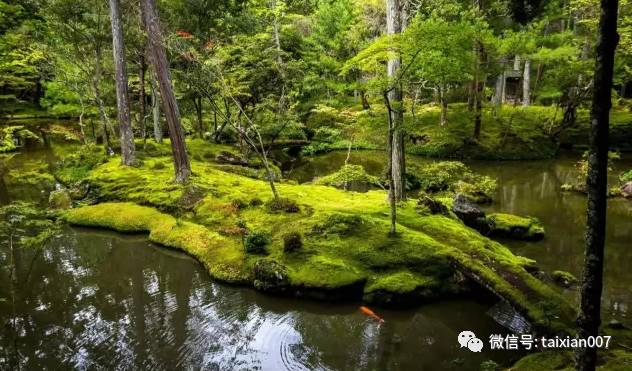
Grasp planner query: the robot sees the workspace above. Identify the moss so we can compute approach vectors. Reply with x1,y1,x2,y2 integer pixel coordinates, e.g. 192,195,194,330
509,351,573,371
363,271,439,305
60,156,575,334
509,350,632,371
62,202,249,283
487,213,545,241
0,126,40,153
551,270,578,288
315,164,382,189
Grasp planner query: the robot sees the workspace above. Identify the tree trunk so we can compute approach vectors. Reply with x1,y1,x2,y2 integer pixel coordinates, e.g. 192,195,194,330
139,54,147,144
386,0,405,201
439,87,448,126
109,0,136,166
150,76,162,143
575,1,619,370
141,0,191,183
194,95,203,138
272,0,283,66
92,47,113,154
522,58,531,107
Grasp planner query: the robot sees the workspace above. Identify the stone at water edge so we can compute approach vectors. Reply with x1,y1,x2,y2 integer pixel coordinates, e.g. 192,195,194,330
621,181,632,198
451,193,491,234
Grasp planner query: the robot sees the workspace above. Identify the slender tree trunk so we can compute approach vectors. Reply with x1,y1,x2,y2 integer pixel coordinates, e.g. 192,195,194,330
575,1,619,370
93,47,113,154
384,93,397,236
439,87,448,126
150,75,162,143
272,0,283,65
194,95,203,138
386,0,405,201
109,0,136,165
139,55,147,144
522,58,531,106
472,0,484,139
141,0,191,183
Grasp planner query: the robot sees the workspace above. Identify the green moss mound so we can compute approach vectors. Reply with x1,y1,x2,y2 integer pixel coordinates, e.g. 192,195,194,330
315,164,382,190
551,270,578,288
61,155,575,333
487,213,545,241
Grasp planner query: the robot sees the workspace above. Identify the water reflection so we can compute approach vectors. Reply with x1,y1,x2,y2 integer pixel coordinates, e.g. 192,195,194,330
0,228,518,370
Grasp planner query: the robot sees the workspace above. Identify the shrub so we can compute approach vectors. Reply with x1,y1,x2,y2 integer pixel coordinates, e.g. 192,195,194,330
231,198,248,209
193,153,202,161
249,197,263,206
245,231,270,254
266,197,300,213
283,232,303,253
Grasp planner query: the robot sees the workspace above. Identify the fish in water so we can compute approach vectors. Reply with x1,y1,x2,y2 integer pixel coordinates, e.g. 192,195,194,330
360,306,384,323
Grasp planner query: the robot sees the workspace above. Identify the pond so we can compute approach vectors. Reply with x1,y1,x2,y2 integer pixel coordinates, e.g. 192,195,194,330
1,227,517,370
1,145,518,370
2,145,630,370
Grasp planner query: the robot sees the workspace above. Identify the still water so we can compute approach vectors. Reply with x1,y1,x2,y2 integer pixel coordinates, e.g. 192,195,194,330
0,228,515,370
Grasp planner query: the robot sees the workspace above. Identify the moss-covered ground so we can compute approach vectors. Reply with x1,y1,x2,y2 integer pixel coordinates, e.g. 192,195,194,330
59,140,575,334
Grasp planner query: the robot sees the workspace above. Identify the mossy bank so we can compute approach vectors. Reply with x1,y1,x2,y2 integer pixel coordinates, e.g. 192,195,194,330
61,148,575,334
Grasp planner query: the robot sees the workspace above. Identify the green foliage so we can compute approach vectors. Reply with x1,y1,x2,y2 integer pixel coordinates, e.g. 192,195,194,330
620,170,632,183
266,197,300,213
0,202,61,249
0,126,40,153
245,230,270,254
54,144,108,185
410,161,496,200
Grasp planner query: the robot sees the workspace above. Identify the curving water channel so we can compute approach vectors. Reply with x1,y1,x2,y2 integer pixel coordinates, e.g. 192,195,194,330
2,145,630,370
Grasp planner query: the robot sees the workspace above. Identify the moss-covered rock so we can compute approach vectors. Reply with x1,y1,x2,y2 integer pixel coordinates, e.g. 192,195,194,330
253,259,291,293
551,270,578,288
363,271,439,306
60,155,576,334
487,213,545,241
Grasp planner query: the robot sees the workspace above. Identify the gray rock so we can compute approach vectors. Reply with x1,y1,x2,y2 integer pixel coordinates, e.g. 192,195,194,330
452,194,491,234
621,181,632,198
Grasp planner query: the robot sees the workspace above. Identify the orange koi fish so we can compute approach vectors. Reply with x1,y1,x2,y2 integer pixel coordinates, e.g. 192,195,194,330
360,306,384,323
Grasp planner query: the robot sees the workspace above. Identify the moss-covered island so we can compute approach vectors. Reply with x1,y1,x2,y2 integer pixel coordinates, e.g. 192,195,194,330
59,142,574,335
